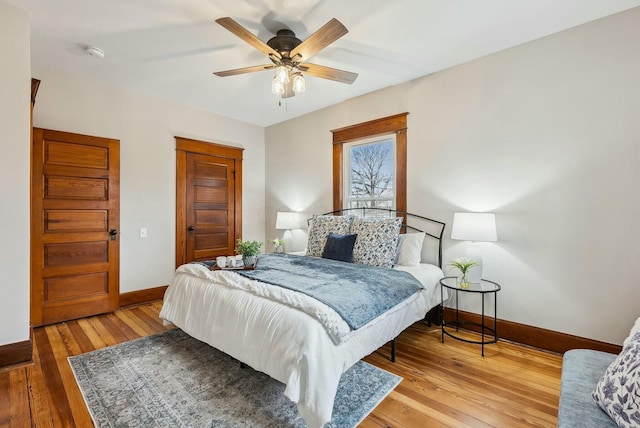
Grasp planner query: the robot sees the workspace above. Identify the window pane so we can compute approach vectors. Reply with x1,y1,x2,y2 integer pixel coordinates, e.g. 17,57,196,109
345,139,395,211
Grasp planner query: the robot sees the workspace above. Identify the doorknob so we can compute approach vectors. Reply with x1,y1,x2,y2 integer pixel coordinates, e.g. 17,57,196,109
109,229,118,240
188,226,195,233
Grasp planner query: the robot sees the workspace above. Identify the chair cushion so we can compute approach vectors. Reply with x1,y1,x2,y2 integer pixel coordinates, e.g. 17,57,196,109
558,349,618,428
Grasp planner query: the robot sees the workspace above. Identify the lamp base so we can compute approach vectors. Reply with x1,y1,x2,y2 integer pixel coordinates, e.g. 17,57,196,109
465,242,483,284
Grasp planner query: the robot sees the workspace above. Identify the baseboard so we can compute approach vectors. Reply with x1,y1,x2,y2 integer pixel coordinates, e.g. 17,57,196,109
443,308,622,355
119,285,168,308
0,331,33,369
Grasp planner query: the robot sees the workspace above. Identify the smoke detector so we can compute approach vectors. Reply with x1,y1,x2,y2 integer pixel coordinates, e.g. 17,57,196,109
86,46,105,59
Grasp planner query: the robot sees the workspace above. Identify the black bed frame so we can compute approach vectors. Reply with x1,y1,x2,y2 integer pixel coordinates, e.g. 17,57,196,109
316,207,446,362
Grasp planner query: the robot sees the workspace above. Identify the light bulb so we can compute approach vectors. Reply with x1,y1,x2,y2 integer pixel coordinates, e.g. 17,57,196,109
292,73,305,93
271,77,284,95
275,66,289,84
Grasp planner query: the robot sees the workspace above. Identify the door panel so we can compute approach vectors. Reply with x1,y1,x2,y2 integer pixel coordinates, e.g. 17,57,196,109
31,128,120,326
44,210,108,233
44,273,108,302
45,176,108,199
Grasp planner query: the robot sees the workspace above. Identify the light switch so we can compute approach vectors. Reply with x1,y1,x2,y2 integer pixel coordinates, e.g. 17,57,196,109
139,227,148,238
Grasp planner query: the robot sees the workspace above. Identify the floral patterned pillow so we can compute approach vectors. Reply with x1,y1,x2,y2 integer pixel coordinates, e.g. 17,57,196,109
350,217,402,268
592,332,640,427
306,215,354,257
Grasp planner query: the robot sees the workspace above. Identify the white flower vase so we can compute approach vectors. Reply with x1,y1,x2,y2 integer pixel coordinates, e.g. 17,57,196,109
459,272,470,288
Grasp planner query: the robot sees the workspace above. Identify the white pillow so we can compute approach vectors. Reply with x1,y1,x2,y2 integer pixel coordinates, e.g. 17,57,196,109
396,233,425,266
623,316,640,348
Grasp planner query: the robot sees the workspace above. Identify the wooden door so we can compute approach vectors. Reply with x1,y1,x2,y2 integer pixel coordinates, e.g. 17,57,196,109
31,128,120,326
186,153,236,261
176,137,243,266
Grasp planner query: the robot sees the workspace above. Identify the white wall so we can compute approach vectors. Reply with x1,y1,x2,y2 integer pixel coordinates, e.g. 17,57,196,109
32,68,266,294
266,8,640,345
0,2,30,346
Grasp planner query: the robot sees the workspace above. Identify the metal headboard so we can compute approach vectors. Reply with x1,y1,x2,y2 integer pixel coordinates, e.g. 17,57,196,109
314,207,446,268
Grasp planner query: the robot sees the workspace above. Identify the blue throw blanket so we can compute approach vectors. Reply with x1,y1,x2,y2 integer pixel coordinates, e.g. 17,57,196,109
235,253,423,330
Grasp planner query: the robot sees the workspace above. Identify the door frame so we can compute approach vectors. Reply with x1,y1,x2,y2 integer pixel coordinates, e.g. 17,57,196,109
175,137,243,267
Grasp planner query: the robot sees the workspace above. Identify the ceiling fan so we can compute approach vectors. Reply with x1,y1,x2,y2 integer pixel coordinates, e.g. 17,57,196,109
213,17,358,98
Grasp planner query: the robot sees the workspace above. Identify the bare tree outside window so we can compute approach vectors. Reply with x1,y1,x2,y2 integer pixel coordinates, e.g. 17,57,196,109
346,140,395,210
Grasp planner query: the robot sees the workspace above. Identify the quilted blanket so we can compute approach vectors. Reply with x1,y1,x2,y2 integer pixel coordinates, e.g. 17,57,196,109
236,253,423,330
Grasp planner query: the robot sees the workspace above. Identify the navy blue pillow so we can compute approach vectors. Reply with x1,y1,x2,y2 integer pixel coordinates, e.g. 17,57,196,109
321,233,357,262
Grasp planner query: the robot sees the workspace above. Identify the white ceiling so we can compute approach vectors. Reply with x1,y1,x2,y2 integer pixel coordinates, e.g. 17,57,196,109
9,0,640,127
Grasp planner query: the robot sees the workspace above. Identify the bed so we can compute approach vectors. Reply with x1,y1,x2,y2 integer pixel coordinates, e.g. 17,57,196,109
160,208,445,428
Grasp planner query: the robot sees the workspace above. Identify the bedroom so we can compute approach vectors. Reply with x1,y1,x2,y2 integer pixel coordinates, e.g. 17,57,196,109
1,1,639,426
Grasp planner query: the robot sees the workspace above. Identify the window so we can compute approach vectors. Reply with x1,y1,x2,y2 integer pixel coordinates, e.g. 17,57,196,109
344,136,396,210
331,113,407,213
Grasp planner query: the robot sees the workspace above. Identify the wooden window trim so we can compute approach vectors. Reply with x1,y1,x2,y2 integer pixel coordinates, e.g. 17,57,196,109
175,137,243,267
331,113,408,212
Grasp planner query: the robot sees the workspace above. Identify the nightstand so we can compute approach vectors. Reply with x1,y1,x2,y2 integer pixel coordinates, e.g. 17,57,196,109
439,276,501,356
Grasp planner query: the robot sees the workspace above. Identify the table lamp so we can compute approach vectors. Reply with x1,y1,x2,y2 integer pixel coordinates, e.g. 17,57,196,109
451,212,497,283
275,211,306,252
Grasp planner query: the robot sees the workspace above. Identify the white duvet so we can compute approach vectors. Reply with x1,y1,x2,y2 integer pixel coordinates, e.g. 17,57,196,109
159,261,444,428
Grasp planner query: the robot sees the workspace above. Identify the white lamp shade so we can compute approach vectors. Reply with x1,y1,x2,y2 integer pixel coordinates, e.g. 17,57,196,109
451,212,497,242
275,66,289,84
271,77,284,95
292,73,305,93
275,212,304,230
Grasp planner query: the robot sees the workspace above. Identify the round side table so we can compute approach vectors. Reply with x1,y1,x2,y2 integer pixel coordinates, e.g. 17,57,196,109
439,276,501,356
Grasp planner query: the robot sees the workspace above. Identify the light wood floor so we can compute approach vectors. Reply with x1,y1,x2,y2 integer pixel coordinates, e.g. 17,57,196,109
0,301,562,427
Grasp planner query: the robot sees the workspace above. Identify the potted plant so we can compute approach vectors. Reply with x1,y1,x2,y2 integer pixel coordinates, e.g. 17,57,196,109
271,238,285,253
235,238,263,267
447,257,479,288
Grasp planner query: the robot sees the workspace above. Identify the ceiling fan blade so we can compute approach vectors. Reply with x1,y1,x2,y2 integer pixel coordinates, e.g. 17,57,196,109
298,63,358,84
213,64,275,77
290,18,348,62
216,17,282,60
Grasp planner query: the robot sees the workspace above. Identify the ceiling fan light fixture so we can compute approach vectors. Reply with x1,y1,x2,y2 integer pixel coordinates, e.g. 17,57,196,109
275,65,289,84
292,73,305,93
271,76,285,95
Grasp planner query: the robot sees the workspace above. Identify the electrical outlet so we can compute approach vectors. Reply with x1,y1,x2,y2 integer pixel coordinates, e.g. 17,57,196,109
139,227,148,238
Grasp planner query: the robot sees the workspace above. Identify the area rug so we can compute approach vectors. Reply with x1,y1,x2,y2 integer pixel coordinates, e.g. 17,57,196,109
68,328,401,427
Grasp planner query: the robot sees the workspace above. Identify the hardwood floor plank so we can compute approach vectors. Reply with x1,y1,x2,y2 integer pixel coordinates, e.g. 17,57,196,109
101,312,138,342
0,369,23,427
55,323,83,357
114,308,156,336
85,315,120,348
75,318,109,350
25,337,55,427
45,325,93,427
128,306,170,333
65,320,96,354
6,369,30,427
137,302,171,328
11,302,562,427
33,328,70,427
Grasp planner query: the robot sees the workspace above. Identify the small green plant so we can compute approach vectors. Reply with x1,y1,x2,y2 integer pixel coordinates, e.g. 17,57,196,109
447,257,480,286
235,239,263,257
271,238,285,252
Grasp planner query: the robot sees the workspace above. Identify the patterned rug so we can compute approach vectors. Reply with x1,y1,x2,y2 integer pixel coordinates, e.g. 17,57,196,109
68,328,401,427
